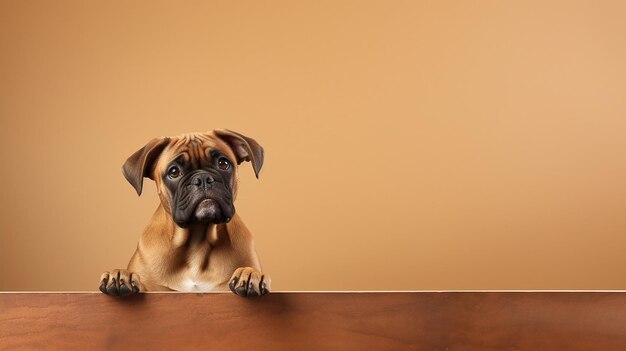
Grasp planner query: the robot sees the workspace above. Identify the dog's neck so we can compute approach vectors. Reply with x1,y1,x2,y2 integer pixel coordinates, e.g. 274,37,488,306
172,220,220,249
146,204,222,249
187,222,218,244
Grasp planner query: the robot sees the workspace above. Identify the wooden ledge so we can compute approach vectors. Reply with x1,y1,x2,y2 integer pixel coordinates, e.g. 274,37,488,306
1,291,626,350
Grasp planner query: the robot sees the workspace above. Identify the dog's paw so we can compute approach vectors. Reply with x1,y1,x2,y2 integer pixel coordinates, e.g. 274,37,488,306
99,269,145,297
229,267,270,298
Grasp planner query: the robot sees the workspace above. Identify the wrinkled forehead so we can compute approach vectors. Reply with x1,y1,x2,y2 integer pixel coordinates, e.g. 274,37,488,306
155,133,236,171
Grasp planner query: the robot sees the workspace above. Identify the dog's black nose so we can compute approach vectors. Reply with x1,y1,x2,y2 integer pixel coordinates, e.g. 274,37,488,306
191,173,215,187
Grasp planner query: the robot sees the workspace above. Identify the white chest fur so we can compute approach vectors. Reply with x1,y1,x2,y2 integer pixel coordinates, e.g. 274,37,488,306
177,278,216,292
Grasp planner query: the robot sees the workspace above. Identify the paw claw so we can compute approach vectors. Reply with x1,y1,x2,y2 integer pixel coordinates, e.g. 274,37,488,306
119,282,132,297
131,281,140,294
234,281,248,297
260,280,269,296
99,282,107,294
229,277,239,293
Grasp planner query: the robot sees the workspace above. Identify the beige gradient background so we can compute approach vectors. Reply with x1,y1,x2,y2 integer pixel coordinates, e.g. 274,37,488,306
1,1,625,291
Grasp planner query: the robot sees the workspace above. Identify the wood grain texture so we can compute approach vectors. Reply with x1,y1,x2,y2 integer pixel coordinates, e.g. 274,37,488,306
1,292,626,350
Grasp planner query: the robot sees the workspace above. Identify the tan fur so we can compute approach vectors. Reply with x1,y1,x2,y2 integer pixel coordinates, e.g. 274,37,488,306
99,130,269,297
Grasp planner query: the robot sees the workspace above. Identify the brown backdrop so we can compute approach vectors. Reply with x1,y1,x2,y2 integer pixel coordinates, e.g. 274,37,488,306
1,1,625,291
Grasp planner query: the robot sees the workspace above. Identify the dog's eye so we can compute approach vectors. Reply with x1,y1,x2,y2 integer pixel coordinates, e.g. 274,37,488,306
217,157,231,170
167,166,181,179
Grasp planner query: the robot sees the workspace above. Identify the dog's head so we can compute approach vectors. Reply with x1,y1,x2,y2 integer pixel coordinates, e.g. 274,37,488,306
122,129,263,228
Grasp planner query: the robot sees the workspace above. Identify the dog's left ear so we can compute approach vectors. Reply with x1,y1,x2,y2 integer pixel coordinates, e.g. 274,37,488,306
122,137,171,195
213,129,264,178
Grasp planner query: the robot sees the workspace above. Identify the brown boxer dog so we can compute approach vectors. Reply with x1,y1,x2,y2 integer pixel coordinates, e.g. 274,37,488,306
99,129,270,298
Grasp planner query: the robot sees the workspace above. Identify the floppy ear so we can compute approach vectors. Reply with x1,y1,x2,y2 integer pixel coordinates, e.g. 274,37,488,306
122,137,171,195
213,129,264,178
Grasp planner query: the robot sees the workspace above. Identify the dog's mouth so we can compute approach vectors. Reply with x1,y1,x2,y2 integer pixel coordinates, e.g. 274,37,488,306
173,187,235,227
194,198,223,222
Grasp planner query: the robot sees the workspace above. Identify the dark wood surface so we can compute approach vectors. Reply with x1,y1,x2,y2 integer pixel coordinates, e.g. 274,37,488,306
1,291,626,350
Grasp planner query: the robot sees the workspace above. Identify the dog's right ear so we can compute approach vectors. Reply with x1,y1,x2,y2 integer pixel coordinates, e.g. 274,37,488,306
122,137,170,196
